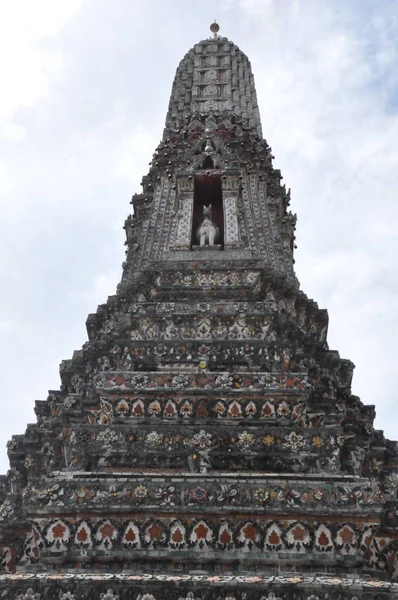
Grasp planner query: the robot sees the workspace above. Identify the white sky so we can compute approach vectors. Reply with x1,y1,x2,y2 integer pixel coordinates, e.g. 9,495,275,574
0,0,397,473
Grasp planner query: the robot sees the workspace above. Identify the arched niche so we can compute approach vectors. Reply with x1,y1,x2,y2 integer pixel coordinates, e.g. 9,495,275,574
191,174,224,250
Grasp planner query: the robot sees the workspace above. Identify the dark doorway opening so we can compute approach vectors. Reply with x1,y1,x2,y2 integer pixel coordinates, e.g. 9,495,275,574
202,155,214,169
191,174,224,249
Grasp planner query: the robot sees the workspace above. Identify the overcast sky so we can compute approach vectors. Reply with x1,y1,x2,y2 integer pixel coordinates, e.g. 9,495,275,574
0,0,397,474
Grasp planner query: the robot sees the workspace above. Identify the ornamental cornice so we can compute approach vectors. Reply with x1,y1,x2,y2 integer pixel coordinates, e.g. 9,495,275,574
1,573,398,600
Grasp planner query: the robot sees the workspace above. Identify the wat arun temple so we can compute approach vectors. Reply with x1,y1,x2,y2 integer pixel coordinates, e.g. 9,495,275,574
1,23,398,600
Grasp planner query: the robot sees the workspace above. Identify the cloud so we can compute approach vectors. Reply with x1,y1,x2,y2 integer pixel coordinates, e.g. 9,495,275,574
0,0,83,121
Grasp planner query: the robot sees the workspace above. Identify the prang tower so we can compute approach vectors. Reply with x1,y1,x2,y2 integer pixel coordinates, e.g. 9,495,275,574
2,23,398,600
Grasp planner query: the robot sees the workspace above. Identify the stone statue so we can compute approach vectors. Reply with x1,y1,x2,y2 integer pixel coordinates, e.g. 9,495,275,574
196,204,219,246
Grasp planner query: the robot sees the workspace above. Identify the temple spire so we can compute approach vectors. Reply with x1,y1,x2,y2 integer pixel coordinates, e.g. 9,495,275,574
165,33,263,138
0,27,397,599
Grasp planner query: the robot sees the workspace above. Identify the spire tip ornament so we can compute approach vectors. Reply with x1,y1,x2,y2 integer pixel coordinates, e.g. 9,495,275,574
210,20,220,38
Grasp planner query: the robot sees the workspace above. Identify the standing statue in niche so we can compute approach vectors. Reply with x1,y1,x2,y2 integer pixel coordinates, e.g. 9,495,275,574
197,204,219,246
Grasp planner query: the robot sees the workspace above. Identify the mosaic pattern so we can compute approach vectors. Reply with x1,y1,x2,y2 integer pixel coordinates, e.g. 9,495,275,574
165,37,262,136
155,270,260,288
1,572,397,586
24,477,384,511
86,396,317,424
128,300,270,315
2,574,398,600
58,425,342,473
94,293,326,341
173,197,193,248
20,517,384,557
128,314,275,341
224,195,240,244
82,343,317,374
93,372,312,392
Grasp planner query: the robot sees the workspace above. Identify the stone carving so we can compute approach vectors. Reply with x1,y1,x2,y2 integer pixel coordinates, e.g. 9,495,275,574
174,197,193,247
100,592,119,600
196,204,219,246
17,590,41,600
204,84,219,97
59,593,75,600
92,371,312,392
165,38,263,138
12,516,394,559
224,195,240,244
0,576,396,600
155,269,260,287
24,477,383,511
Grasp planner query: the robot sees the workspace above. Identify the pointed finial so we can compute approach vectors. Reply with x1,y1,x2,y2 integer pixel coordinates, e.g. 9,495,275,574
210,20,220,38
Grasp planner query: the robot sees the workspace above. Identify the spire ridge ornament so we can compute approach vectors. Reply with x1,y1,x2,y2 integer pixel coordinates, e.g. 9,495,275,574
210,19,220,38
